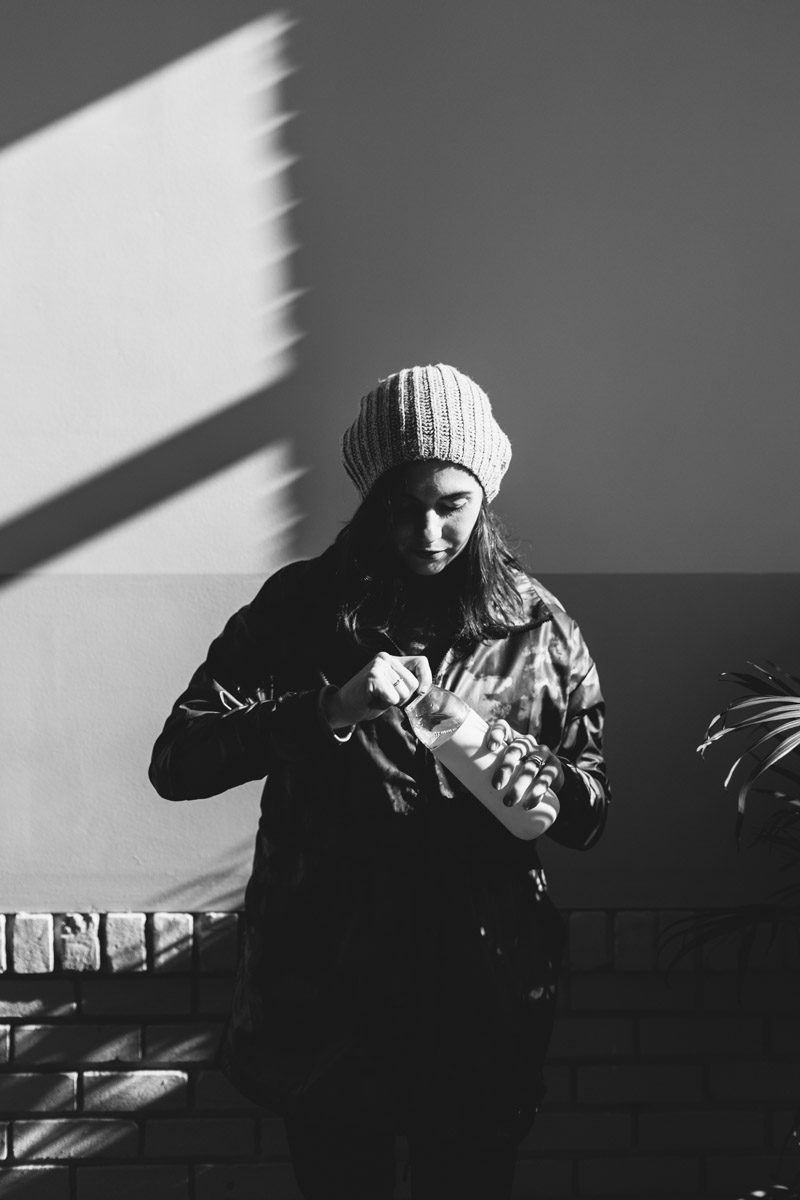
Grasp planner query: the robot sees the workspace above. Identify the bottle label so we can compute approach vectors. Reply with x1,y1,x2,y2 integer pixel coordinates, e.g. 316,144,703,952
403,691,467,750
435,709,560,841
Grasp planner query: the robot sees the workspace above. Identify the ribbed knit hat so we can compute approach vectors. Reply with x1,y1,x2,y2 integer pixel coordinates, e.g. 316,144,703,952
342,364,511,502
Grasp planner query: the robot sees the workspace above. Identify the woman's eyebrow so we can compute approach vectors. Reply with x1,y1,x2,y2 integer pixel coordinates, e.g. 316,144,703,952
399,489,474,501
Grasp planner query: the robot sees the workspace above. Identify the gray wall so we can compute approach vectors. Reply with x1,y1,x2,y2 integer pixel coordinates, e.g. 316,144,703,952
2,1,798,910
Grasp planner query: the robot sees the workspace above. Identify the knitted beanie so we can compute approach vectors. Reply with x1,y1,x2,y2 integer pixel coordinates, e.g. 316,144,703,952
341,363,511,502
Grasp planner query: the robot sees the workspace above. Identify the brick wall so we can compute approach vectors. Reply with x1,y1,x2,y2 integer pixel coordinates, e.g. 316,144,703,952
0,910,795,1200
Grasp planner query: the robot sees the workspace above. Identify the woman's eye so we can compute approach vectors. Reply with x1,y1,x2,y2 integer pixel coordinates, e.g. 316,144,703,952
441,502,467,515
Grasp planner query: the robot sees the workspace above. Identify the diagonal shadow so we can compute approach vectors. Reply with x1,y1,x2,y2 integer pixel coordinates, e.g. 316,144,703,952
0,0,279,153
0,372,309,586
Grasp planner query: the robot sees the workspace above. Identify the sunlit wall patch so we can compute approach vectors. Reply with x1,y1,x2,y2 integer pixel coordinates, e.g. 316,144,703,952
0,14,301,576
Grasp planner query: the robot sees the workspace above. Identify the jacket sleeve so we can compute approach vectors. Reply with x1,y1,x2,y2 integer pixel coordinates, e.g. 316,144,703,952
548,624,610,851
148,566,349,802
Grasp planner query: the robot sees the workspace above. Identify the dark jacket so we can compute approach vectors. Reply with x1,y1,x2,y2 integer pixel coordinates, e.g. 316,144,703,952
149,544,609,1134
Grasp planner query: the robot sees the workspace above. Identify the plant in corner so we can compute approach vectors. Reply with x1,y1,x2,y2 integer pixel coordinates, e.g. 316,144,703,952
660,661,800,1197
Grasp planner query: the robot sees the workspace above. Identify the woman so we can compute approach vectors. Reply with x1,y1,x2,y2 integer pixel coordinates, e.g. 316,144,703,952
149,363,609,1199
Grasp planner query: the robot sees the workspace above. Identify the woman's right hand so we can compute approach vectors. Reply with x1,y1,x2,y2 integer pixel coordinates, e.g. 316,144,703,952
321,652,432,729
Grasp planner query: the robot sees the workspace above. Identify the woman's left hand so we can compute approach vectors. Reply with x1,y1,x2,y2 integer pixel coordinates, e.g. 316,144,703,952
486,719,564,809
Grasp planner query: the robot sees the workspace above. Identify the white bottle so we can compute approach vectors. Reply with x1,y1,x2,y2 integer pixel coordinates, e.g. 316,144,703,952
403,685,559,841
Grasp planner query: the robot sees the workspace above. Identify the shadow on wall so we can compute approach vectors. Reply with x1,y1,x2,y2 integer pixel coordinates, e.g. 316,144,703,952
0,8,321,915
152,841,256,914
0,376,312,585
0,8,306,583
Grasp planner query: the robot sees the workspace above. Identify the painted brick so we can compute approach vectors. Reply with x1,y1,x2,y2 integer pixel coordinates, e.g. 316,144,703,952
570,971,696,1012
144,1024,223,1064
80,977,191,1017
395,1136,411,1200
0,1073,76,1112
14,1118,138,1159
511,1156,574,1197
578,1154,699,1194
152,913,193,973
0,1167,70,1198
259,1116,290,1155
144,1117,256,1158
568,911,609,970
0,1122,6,1160
656,910,698,972
55,913,101,972
196,913,239,972
105,913,147,972
548,1016,635,1059
771,1017,800,1054
520,1110,632,1152
577,1063,703,1104
197,977,236,1015
554,979,570,1014
706,1153,793,1194
0,914,6,972
77,1165,189,1199
541,1063,572,1106
12,913,54,973
0,980,76,1019
195,1162,299,1200
698,933,743,972
639,1014,764,1056
614,910,656,970
703,971,800,1012
772,1108,800,1151
702,921,796,972
83,1070,188,1111
709,1059,800,1102
638,1107,766,1149
195,1071,256,1111
0,1026,8,1064
14,1024,141,1065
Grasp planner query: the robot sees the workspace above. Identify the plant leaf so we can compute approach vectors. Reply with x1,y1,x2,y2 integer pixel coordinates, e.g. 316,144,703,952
720,669,790,696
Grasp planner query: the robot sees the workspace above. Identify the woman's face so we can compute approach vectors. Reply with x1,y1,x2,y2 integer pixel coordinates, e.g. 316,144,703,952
390,460,484,576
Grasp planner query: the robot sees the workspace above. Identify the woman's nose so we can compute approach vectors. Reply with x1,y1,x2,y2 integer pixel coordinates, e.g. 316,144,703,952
421,510,442,542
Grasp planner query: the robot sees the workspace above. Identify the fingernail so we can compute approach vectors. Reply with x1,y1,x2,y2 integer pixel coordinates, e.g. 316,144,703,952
494,769,511,791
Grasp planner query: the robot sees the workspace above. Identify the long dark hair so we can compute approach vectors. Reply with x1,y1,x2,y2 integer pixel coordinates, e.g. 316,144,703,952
333,465,526,654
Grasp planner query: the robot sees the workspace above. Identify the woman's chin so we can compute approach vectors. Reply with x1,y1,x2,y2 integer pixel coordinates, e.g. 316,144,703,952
400,552,451,576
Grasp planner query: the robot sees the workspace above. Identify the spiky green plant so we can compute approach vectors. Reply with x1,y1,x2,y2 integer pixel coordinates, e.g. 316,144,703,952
659,663,800,1195
699,660,800,846
662,661,800,977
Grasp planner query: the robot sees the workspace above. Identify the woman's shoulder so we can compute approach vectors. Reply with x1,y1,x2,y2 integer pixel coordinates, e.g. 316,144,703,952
511,570,570,628
510,572,595,674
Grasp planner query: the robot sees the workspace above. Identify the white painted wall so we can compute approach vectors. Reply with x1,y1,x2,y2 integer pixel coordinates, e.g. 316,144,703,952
0,17,299,910
3,2,800,911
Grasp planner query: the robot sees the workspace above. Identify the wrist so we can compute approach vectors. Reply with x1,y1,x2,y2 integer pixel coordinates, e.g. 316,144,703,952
320,685,352,731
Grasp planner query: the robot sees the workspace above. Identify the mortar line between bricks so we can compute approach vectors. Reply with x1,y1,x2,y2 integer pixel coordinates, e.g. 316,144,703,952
97,914,108,972
145,914,154,974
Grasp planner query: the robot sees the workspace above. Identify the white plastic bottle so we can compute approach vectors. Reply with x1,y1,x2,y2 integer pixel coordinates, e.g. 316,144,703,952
402,685,559,840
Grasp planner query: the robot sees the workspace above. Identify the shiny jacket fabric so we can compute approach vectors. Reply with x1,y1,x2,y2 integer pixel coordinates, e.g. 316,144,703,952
149,544,609,1136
